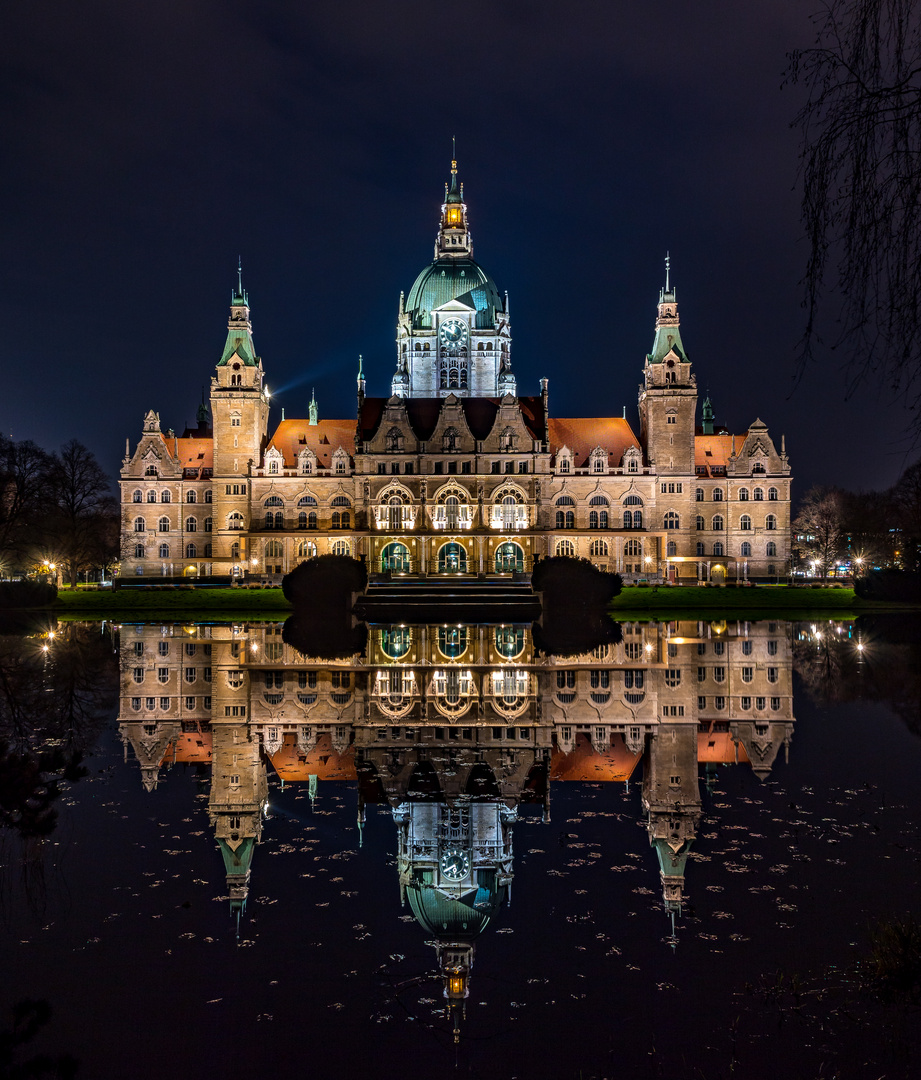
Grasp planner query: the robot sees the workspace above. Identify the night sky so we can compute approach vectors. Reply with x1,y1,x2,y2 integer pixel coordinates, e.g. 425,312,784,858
3,1,910,498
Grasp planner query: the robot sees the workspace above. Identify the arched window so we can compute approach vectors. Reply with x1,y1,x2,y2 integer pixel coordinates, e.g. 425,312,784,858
132,490,142,503
134,517,146,532
556,495,575,506
556,539,575,557
666,541,677,556
298,495,317,508
135,544,145,558
753,487,764,501
204,517,212,533
264,496,284,508
713,488,724,501
664,511,679,529
712,515,724,531
158,544,169,558
738,488,749,501
624,539,642,557
766,541,777,557
696,514,705,530
267,459,279,475
185,517,197,532
297,540,317,558
158,517,169,532
713,541,725,556
624,495,643,505
765,514,777,530
145,464,158,477
265,540,283,559
696,541,705,555
186,543,197,558
204,490,212,503
590,495,609,506
382,541,411,572
590,539,608,557
556,510,574,529
331,496,352,507
495,541,524,573
740,542,752,557
186,490,196,503
695,488,704,502
438,542,467,573
768,487,778,501
204,543,212,557
308,512,317,529
147,490,157,503
160,491,170,503
228,512,244,530
298,512,307,529
740,514,752,531
752,461,766,474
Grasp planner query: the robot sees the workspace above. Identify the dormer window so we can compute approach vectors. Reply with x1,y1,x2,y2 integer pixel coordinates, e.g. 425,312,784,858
590,447,606,474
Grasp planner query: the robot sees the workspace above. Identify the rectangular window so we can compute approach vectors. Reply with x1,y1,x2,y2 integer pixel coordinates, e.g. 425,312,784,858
203,668,212,682
203,696,211,710
461,461,471,474
518,461,528,473
404,462,414,474
491,462,500,474
434,461,443,474
665,669,681,687
134,641,144,656
224,705,247,717
230,775,240,786
768,640,778,656
713,641,725,656
377,463,386,474
697,695,706,709
697,666,706,683
697,642,707,656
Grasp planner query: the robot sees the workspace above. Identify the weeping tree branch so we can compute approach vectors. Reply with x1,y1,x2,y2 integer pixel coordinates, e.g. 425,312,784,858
787,0,921,416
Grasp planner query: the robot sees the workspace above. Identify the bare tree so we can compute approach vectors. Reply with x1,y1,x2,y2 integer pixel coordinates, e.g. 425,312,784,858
794,486,847,578
787,0,921,411
0,437,52,572
46,440,118,588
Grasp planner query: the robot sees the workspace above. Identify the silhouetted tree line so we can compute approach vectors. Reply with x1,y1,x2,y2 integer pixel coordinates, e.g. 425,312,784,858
0,623,118,840
0,435,118,588
794,462,921,576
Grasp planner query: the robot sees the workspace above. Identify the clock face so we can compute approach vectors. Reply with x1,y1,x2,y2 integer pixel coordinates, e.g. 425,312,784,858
440,319,467,347
441,849,470,881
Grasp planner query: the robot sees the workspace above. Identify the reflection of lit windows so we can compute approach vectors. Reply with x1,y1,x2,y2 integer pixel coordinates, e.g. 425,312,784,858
713,666,726,683
145,697,156,711
133,667,145,683
159,697,169,710
131,697,141,711
740,696,752,711
556,669,576,703
495,626,525,658
698,696,706,709
714,695,726,710
771,697,780,711
741,640,753,655
297,671,318,705
698,666,706,683
741,666,753,682
380,626,412,658
184,696,194,710
157,667,169,683
756,697,766,710
590,670,610,688
713,641,725,656
438,626,468,659
767,666,778,683
665,669,681,687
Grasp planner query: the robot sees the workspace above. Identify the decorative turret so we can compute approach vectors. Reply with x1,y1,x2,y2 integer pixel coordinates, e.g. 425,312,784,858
701,395,715,435
308,389,318,426
219,260,258,369
436,151,472,259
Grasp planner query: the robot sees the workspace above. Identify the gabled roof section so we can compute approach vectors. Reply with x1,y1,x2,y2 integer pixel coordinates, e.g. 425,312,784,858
360,396,545,445
265,418,356,468
548,417,639,468
550,733,642,782
694,432,747,473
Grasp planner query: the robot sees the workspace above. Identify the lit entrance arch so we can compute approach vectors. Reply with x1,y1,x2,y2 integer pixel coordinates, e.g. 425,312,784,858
437,541,468,574
495,541,524,573
381,541,411,573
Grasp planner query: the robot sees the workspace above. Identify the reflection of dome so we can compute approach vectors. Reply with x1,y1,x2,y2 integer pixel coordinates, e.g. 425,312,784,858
405,258,502,330
406,871,505,940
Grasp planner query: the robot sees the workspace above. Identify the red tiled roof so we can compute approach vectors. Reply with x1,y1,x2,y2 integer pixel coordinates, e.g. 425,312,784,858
267,732,358,782
159,732,213,765
265,419,356,468
550,733,643,782
694,433,747,470
159,435,214,472
698,731,750,764
548,417,639,468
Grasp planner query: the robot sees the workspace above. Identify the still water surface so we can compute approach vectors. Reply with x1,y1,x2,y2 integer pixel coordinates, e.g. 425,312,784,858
2,616,920,1079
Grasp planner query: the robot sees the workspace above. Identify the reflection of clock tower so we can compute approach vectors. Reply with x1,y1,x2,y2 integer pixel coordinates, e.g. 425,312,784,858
393,157,513,398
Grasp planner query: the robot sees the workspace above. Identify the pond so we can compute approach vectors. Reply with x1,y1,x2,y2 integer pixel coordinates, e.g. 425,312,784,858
1,615,920,1079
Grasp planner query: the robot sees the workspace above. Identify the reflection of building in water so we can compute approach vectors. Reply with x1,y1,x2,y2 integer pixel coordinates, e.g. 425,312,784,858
118,618,795,945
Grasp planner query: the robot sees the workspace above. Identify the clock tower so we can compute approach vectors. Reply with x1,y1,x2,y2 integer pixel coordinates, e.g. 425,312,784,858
393,157,514,398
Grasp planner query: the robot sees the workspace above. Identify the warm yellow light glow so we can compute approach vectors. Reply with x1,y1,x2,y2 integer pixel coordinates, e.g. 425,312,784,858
448,976,464,996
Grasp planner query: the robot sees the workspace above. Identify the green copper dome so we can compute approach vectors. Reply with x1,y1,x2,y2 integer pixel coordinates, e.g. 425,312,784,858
405,258,503,330
407,871,505,939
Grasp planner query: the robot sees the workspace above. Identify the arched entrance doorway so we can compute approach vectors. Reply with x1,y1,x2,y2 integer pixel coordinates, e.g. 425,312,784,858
438,542,467,574
381,541,411,572
495,541,524,573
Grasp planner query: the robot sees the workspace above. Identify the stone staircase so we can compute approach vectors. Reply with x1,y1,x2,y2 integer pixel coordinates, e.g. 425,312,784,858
355,575,541,622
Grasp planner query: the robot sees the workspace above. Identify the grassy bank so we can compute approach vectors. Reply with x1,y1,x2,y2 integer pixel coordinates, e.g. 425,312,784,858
609,583,917,620
52,586,293,621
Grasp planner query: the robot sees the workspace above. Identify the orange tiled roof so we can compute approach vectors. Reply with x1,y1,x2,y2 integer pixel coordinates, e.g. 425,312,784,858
268,732,358,782
550,733,643,782
265,419,357,469
158,434,214,472
548,417,640,468
697,731,750,764
694,433,747,471
159,732,213,765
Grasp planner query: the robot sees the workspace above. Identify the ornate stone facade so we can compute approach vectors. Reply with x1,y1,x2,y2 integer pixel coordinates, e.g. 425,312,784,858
120,163,792,582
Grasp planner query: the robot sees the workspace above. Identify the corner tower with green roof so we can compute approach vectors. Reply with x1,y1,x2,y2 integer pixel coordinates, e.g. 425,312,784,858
392,157,513,398
638,261,698,476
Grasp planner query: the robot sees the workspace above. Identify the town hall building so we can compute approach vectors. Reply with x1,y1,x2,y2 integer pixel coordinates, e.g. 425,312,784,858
120,159,792,582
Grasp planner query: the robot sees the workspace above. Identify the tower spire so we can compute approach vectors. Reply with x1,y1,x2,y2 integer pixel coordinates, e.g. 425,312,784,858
437,152,471,257
665,251,670,293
